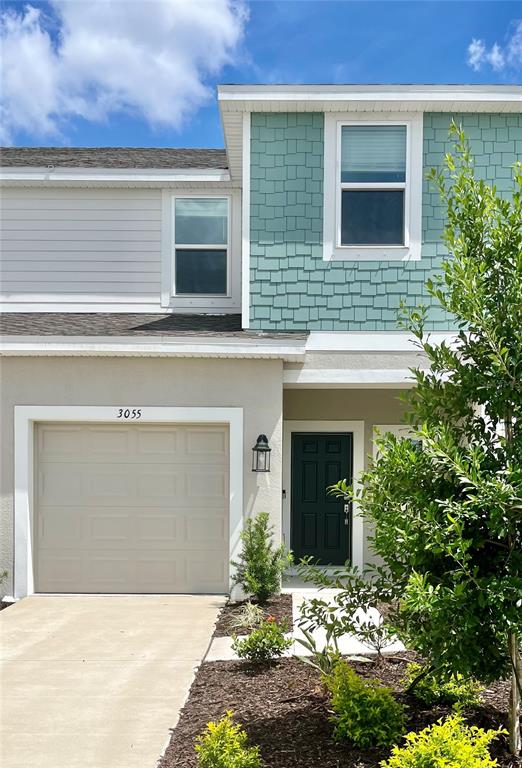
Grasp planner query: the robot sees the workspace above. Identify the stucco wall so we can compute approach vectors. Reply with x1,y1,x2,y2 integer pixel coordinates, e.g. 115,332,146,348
283,388,408,566
250,111,522,330
0,356,284,595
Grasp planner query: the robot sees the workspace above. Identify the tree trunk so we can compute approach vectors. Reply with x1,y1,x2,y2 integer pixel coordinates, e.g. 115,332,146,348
508,632,521,756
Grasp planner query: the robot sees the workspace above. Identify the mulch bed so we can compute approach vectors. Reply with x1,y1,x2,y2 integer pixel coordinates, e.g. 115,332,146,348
213,594,294,637
0,602,11,611
159,652,521,768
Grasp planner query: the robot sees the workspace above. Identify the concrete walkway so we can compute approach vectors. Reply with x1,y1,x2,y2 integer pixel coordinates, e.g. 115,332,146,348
206,588,404,661
0,594,225,768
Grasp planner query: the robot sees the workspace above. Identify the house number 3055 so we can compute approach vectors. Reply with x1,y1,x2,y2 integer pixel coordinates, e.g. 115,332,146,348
117,408,142,420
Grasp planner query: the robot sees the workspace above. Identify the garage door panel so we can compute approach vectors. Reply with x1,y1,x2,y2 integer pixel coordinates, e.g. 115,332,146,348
186,428,229,457
35,423,229,594
185,516,227,544
37,508,82,544
186,470,228,500
136,428,180,455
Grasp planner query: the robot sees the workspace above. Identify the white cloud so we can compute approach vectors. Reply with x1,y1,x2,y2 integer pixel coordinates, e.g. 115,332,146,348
467,38,486,71
0,0,247,144
466,19,522,74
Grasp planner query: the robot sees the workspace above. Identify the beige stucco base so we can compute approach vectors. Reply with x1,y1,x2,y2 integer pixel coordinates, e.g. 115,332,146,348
0,356,408,594
0,356,284,597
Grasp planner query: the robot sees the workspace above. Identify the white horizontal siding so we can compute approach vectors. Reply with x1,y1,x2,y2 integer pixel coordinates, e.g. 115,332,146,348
0,188,163,308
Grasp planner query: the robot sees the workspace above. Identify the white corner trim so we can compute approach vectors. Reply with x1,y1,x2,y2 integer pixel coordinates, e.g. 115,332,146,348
282,420,365,571
323,112,423,263
306,331,457,352
284,368,417,388
14,405,243,599
0,336,306,360
241,112,251,329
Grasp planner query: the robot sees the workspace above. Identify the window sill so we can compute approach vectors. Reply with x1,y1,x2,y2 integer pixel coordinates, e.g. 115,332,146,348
323,243,420,262
161,293,240,312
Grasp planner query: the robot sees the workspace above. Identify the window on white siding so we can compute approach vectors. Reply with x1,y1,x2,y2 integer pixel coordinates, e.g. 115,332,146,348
323,113,423,262
174,198,229,296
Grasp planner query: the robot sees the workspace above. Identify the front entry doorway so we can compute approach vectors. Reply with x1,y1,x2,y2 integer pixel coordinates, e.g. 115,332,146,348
290,432,353,565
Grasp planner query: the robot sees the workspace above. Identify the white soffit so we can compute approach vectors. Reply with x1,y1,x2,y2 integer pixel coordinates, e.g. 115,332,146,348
283,368,418,388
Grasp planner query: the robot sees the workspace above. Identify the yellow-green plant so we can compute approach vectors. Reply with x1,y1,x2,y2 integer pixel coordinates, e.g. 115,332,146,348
381,713,505,768
195,711,261,768
324,660,405,748
404,662,483,708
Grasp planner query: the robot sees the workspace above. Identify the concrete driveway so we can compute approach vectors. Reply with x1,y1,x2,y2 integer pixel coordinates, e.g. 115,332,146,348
0,594,225,768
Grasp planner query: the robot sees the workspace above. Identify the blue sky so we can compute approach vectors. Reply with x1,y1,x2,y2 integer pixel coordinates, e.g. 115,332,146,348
1,0,521,148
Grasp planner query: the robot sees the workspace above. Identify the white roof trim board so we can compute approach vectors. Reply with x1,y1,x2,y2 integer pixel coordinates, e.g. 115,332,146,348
218,83,522,108
0,335,307,361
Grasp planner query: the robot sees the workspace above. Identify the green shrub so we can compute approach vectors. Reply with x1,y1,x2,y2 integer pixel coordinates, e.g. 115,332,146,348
195,711,261,768
324,660,406,748
404,662,483,707
231,512,293,603
381,713,505,768
232,618,292,662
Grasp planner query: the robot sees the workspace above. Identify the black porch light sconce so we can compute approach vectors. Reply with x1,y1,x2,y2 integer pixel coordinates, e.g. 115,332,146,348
252,434,271,472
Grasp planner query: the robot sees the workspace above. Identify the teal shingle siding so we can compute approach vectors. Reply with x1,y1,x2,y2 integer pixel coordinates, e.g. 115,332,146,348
249,112,522,330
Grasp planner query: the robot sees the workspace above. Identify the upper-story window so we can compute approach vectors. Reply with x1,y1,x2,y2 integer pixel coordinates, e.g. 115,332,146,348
340,125,406,246
323,113,423,262
174,198,228,296
162,192,240,311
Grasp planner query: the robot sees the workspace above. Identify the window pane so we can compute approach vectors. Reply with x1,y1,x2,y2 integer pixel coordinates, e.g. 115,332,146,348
341,126,406,183
175,198,228,245
175,249,227,295
341,190,404,245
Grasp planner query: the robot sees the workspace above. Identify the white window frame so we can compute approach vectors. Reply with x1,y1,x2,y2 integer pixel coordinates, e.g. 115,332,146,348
161,191,241,312
323,112,423,262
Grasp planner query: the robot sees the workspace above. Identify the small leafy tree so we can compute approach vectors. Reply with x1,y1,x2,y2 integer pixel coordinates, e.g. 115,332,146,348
231,512,293,603
329,125,522,754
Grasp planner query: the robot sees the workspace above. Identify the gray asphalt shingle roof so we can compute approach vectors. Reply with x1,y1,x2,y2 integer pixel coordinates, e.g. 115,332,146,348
0,147,228,170
0,313,307,339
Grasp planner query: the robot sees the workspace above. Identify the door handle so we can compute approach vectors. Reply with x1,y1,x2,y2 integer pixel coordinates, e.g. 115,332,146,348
344,503,350,525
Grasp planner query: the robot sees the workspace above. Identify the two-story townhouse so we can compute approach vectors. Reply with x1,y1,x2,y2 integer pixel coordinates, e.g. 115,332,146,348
1,84,521,600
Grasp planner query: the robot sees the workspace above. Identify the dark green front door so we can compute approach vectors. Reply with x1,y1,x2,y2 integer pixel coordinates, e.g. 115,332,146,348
291,432,353,565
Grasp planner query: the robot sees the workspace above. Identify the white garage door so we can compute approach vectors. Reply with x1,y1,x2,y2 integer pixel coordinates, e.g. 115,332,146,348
35,422,229,593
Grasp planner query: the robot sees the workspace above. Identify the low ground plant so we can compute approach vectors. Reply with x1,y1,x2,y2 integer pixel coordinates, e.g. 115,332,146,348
230,601,266,632
381,713,505,768
324,660,406,748
231,512,293,604
195,711,261,768
404,662,483,708
232,617,292,662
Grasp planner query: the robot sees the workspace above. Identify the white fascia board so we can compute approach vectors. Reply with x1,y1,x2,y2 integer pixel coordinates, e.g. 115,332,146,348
218,83,522,107
0,335,307,361
306,331,457,352
284,368,418,388
0,167,230,183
